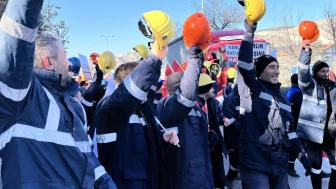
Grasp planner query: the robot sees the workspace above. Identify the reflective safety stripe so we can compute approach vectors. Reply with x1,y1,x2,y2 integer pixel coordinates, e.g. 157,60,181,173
259,92,291,112
303,95,326,105
76,141,91,153
189,109,202,117
96,133,117,144
230,165,238,171
43,87,60,131
279,102,291,112
259,92,274,102
311,167,323,174
140,117,146,126
219,125,224,136
0,14,38,43
298,118,324,129
287,132,298,139
176,90,195,108
81,98,93,107
298,80,310,87
0,124,77,151
124,75,147,100
331,165,336,170
129,114,143,125
94,165,107,181
150,85,157,91
298,62,309,70
238,60,254,70
236,106,245,115
0,81,31,102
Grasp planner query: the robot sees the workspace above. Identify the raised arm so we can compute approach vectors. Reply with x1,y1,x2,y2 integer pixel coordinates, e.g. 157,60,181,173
298,41,314,91
0,0,42,106
96,53,163,126
157,46,203,126
237,20,257,95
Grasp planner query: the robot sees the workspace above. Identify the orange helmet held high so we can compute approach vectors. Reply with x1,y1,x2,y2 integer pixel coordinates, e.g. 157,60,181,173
183,12,211,50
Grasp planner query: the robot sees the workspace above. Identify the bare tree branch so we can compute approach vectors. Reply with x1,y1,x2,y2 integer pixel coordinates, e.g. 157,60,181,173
190,0,244,30
321,0,336,45
173,21,183,40
38,0,71,48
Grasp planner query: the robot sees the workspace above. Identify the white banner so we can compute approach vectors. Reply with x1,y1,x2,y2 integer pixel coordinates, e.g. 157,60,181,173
78,53,92,80
225,42,267,59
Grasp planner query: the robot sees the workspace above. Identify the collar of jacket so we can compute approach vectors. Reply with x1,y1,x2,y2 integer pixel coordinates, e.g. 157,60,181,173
258,79,281,93
33,68,79,97
196,96,206,108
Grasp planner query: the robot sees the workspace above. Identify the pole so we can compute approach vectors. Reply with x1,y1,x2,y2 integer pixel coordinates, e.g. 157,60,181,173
202,0,204,13
100,35,114,50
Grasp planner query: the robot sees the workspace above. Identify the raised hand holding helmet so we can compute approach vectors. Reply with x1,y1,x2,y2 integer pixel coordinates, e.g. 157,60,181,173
183,12,211,50
299,21,320,43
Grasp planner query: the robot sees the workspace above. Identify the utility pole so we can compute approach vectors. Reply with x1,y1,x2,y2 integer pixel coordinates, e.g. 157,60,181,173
202,0,204,13
100,35,114,50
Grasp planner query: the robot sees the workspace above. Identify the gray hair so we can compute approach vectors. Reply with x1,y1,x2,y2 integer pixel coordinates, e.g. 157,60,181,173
34,34,60,69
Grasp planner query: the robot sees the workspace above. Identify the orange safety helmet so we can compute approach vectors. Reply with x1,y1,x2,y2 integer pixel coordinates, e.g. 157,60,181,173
183,12,211,50
299,21,320,43
90,53,100,65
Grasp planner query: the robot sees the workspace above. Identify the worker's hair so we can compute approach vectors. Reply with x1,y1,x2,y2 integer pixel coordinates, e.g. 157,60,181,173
34,34,60,69
114,62,139,86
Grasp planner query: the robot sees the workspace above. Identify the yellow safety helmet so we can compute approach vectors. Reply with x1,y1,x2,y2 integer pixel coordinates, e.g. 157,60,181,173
203,61,222,78
203,61,212,70
98,51,116,74
133,44,150,59
199,73,214,86
245,0,266,25
139,10,175,48
226,68,237,79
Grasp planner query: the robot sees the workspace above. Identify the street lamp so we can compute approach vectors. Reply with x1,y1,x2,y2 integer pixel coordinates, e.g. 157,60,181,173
100,35,114,50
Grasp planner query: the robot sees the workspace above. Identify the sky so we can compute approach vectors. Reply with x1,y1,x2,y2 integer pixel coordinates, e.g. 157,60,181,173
50,0,332,58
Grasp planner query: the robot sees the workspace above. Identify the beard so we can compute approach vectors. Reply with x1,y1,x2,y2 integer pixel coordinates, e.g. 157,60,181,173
60,72,74,88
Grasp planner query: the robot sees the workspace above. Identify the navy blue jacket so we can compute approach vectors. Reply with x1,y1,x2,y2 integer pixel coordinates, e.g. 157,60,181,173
157,46,213,189
222,84,242,150
94,54,167,189
237,23,305,175
0,0,115,188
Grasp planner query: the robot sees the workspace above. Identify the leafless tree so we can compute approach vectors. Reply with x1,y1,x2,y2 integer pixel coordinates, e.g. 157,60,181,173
321,0,336,69
190,0,244,30
1,0,70,48
39,1,70,48
321,0,336,45
173,21,183,40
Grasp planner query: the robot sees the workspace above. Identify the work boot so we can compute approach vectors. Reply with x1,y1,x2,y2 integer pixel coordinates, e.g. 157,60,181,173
288,162,300,178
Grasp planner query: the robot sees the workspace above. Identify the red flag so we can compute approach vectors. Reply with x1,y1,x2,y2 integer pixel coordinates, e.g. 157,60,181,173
172,59,184,72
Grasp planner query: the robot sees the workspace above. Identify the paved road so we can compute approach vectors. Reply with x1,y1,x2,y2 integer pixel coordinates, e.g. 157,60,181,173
226,157,331,189
0,158,330,189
